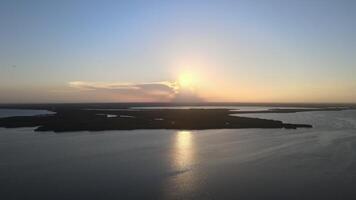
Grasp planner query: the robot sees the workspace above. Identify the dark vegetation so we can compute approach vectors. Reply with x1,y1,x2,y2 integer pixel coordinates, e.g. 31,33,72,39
0,103,353,132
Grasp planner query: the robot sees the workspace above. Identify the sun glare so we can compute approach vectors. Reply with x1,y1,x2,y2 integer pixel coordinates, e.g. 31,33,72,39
178,73,195,89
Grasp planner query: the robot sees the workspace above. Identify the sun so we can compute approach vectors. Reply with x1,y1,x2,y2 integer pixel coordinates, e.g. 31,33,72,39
178,73,195,89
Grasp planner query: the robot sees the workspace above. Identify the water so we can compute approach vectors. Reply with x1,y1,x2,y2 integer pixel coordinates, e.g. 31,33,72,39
1,109,356,199
0,109,54,118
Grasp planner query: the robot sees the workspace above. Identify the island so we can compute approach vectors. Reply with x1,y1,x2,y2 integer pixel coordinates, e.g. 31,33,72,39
0,109,307,133
0,103,353,132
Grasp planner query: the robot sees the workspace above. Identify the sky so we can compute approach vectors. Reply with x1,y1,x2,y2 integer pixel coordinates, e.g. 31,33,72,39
0,0,355,103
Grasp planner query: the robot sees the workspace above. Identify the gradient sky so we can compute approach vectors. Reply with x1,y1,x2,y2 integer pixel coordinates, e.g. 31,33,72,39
1,0,355,103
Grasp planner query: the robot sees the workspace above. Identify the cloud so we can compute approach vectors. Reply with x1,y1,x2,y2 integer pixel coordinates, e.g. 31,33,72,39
69,81,174,90
69,80,202,102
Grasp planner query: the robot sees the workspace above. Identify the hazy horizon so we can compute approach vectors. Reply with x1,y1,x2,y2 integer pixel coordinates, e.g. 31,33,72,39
1,0,356,103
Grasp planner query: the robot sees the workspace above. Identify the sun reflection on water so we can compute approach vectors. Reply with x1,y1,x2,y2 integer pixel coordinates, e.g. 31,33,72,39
174,130,194,169
163,130,197,199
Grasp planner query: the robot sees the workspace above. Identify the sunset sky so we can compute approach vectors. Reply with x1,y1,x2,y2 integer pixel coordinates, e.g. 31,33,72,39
1,0,355,103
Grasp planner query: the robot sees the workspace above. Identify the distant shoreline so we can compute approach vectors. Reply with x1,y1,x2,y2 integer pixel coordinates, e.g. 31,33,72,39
0,102,355,110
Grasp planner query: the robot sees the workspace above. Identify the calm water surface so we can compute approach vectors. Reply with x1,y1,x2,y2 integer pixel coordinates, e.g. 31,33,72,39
1,109,356,199
0,109,54,118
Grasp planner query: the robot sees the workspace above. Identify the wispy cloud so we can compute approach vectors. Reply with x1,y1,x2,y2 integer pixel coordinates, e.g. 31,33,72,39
69,81,188,101
69,81,170,91
68,81,202,102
